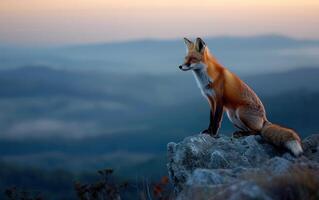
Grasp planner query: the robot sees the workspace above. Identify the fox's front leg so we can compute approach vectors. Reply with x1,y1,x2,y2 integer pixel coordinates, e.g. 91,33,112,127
201,111,214,135
201,98,224,137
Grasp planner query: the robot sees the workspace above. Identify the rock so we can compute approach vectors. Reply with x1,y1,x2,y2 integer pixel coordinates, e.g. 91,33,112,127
167,133,319,200
177,181,273,200
186,169,224,186
302,134,319,162
263,157,292,175
210,150,230,169
213,181,273,200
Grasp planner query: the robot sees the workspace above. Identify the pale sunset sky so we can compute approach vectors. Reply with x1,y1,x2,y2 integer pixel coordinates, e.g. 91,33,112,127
0,0,319,46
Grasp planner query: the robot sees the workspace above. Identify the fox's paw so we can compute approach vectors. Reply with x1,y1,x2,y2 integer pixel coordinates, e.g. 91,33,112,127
233,130,259,138
201,129,219,138
200,129,209,134
232,131,245,138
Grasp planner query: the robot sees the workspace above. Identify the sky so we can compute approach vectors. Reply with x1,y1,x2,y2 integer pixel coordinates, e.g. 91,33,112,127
0,0,319,46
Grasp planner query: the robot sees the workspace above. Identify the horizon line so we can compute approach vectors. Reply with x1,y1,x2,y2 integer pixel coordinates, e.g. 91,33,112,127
1,33,319,49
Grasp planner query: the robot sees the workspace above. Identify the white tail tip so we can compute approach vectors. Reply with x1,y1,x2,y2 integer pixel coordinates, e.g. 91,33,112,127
285,140,303,157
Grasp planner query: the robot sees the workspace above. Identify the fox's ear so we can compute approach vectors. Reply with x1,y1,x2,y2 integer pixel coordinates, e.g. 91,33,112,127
195,37,206,54
184,37,193,50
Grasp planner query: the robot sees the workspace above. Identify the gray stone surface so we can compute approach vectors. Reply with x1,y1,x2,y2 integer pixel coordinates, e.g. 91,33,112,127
167,133,319,200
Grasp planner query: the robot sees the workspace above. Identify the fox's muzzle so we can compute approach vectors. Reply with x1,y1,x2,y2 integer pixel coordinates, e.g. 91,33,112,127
179,64,192,71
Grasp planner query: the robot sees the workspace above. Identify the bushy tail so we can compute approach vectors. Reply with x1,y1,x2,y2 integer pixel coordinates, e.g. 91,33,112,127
261,122,303,156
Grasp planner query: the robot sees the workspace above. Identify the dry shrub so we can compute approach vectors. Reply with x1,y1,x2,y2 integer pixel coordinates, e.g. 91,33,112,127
74,168,127,200
243,165,319,200
4,187,43,200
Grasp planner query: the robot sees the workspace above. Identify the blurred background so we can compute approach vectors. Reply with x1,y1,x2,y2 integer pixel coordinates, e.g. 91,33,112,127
0,0,319,199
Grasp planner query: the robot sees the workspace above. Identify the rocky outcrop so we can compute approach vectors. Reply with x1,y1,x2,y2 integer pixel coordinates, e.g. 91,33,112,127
167,134,319,200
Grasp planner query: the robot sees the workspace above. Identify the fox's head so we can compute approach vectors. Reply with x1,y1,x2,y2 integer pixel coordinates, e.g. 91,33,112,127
179,37,207,71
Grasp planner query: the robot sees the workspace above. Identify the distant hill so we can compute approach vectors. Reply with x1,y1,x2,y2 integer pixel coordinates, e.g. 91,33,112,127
1,35,319,75
244,67,319,95
56,35,319,75
0,65,318,100
0,65,318,177
0,65,318,140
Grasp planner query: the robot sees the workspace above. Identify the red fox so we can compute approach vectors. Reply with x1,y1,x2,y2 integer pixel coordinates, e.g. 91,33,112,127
179,37,303,156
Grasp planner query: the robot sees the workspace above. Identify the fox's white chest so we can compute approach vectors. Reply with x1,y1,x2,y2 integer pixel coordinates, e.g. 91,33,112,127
192,69,215,97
